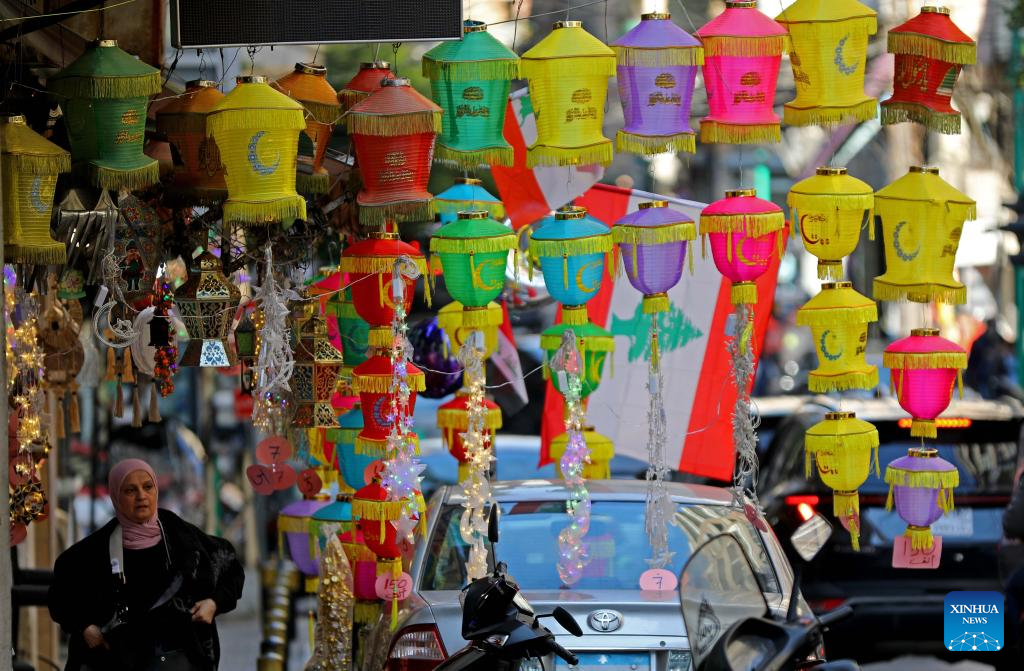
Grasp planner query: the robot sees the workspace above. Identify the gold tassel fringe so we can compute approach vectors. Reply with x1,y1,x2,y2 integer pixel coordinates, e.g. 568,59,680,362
437,406,502,431
833,491,862,552
613,222,696,245
224,196,307,226
731,282,758,305
616,129,696,156
883,350,967,371
885,466,959,491
783,99,878,128
357,199,433,227
699,35,789,58
700,212,785,239
526,141,614,168
817,260,844,281
430,234,515,255
888,33,976,65
122,354,135,384
80,160,160,191
529,233,613,257
347,111,443,136
49,72,161,100
5,243,67,266
808,368,879,393
296,172,331,195
5,152,71,175
422,58,520,82
352,498,405,521
520,56,615,81
613,46,704,67
207,109,306,135
461,306,501,328
339,89,371,110
341,255,429,277
298,100,340,126
434,143,514,169
873,279,966,305
355,601,380,626
368,328,392,349
352,372,427,394
796,303,877,327
911,418,937,438
434,198,506,220
880,102,961,135
643,294,670,314
905,525,935,551
700,120,781,145
562,306,589,326
539,333,615,353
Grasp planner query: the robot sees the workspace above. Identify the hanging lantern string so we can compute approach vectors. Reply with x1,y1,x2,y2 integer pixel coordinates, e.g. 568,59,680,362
0,0,137,23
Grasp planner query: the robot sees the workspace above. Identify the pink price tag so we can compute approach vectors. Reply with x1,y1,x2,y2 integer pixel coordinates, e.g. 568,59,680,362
246,464,276,495
892,535,942,569
298,469,322,497
375,572,413,602
256,436,293,465
639,568,678,592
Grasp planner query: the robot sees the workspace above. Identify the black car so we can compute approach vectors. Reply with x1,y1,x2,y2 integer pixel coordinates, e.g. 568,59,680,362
759,396,1023,669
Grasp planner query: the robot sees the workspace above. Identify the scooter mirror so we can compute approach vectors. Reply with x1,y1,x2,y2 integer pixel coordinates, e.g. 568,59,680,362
488,504,500,544
791,513,832,563
552,607,583,637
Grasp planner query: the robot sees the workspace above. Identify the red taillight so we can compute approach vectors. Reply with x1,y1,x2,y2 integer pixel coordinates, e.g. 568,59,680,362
809,597,847,614
386,624,447,671
784,495,819,522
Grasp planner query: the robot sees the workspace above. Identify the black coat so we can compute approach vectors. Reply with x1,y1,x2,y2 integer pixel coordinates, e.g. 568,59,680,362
48,509,244,671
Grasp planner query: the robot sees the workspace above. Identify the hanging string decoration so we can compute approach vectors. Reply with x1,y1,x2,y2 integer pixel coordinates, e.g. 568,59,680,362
1,116,71,265
48,39,161,190
613,200,696,314
695,1,789,144
873,166,973,304
304,530,354,671
338,61,396,113
151,282,178,399
541,320,614,401
882,6,976,135
612,12,704,155
273,62,340,195
423,20,520,168
775,0,878,127
207,75,307,226
433,178,505,225
155,80,227,205
551,428,614,480
884,328,967,439
521,21,616,167
174,251,241,368
438,389,502,483
728,303,759,498
643,318,673,568
885,447,959,551
805,412,879,551
796,282,878,393
39,275,85,439
251,246,297,434
351,331,426,459
437,301,503,361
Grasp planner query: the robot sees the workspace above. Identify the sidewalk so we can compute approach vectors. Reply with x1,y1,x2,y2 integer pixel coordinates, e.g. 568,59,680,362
217,578,312,671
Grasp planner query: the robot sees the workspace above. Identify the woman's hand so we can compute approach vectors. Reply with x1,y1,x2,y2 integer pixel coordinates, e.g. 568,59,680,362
191,598,217,624
82,624,108,649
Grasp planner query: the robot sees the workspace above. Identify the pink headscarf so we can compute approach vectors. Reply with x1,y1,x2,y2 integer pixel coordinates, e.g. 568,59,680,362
108,458,162,549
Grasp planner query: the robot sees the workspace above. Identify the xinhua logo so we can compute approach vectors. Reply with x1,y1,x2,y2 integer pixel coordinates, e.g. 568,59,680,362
944,591,1003,652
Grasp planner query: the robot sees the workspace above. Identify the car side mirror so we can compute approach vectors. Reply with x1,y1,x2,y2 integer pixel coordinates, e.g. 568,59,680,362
791,513,832,563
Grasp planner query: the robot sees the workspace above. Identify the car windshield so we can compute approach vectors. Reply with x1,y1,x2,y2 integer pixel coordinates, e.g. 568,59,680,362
420,500,782,595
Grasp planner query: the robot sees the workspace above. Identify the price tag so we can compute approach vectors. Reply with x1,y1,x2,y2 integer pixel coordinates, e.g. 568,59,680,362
639,568,678,592
246,464,275,495
375,572,413,601
892,535,942,569
273,464,297,491
364,460,387,486
256,436,292,465
298,469,322,497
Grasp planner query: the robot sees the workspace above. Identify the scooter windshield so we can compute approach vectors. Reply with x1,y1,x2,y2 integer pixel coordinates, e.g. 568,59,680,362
678,534,769,669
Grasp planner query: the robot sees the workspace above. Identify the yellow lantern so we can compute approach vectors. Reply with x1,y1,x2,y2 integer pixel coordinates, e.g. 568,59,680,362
805,411,879,551
551,428,614,480
273,63,340,195
775,0,878,127
796,282,878,393
436,301,502,360
521,21,616,168
787,167,873,280
206,76,307,226
873,166,973,304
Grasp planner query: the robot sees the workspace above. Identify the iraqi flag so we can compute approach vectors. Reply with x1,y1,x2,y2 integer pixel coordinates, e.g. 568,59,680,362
539,183,783,482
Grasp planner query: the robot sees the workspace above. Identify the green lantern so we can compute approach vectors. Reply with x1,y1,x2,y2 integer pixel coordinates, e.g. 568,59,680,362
541,321,614,399
423,20,520,169
49,39,161,191
328,286,371,381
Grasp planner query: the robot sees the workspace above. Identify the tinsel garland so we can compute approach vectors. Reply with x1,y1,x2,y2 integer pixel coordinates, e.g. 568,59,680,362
304,528,354,671
455,335,493,581
645,318,674,569
251,246,296,434
729,304,759,500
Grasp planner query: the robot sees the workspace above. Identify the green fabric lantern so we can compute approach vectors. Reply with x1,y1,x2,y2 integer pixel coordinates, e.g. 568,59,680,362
541,320,614,399
430,210,515,326
327,286,371,380
49,40,161,191
423,20,520,169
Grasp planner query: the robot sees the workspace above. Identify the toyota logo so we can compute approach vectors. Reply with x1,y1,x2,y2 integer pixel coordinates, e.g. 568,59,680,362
587,609,623,632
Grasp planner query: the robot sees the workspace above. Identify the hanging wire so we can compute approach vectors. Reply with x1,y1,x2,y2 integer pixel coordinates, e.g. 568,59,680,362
511,0,526,51
0,0,137,23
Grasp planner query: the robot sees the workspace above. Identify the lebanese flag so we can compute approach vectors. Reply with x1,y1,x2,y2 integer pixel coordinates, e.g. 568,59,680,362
492,88,604,230
539,183,784,481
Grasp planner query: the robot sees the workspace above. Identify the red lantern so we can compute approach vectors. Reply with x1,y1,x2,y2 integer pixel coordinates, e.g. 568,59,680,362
353,480,404,577
340,231,428,336
338,61,396,112
438,393,502,480
348,78,441,226
885,328,967,439
352,354,426,456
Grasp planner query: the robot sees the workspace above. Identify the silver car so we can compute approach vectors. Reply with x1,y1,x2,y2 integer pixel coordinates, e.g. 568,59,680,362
379,479,801,671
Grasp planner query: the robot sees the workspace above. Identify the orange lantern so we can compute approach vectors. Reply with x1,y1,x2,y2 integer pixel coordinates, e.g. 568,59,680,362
155,80,226,205
273,62,340,195
338,61,396,113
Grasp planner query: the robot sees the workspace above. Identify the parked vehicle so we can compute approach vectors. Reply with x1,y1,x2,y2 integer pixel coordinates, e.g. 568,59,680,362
758,396,1024,668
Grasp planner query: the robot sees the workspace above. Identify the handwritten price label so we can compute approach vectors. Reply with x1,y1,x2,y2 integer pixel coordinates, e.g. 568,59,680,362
892,535,942,569
375,572,413,601
256,436,293,465
639,568,678,592
246,463,297,495
298,469,322,497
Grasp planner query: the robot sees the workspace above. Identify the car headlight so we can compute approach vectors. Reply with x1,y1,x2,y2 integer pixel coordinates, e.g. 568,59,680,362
520,658,545,671
668,650,692,671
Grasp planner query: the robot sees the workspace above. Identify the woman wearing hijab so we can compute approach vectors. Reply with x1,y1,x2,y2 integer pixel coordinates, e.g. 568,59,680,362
48,459,244,670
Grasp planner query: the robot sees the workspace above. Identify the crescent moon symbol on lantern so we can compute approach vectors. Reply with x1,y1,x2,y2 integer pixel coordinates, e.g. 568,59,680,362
247,131,281,176
893,221,920,262
587,351,606,384
472,258,507,292
819,329,845,362
574,260,603,294
834,35,858,76
29,176,49,213
736,236,764,268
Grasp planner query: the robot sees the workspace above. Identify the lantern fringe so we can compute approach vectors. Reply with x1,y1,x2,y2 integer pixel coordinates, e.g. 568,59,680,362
788,194,874,216
296,172,331,195
5,152,71,175
297,100,340,126
131,387,142,428
207,109,306,135
616,130,696,156
700,120,781,145
422,58,520,82
352,498,404,521
832,491,862,552
539,333,615,353
354,435,421,457
816,261,844,281
437,407,502,431
808,368,879,394
79,161,160,191
884,466,960,492
887,33,976,65
5,243,66,265
613,222,696,245
357,200,434,227
223,196,307,226
461,307,500,328
347,111,443,136
433,198,506,220
872,279,966,305
340,255,429,277
528,234,613,257
527,141,614,168
368,328,392,349
731,282,758,305
562,307,589,327
699,35,789,58
643,294,670,314
783,99,878,128
904,525,936,551
876,200,975,222
352,372,427,394
882,350,967,370
429,234,516,255
795,303,877,327
49,71,161,99
700,212,785,238
880,102,961,135
342,542,378,563
612,46,704,67
434,143,515,169
520,56,616,81
277,515,312,533
354,600,380,625
910,418,937,439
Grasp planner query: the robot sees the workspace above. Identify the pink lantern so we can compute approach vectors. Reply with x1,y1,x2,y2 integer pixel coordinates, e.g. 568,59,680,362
884,328,967,439
695,0,789,144
699,188,785,304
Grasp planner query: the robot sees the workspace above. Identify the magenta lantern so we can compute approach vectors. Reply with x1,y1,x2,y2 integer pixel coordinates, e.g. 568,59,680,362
884,447,959,551
884,328,967,439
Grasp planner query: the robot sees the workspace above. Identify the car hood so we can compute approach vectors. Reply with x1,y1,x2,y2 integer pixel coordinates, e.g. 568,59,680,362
420,589,689,657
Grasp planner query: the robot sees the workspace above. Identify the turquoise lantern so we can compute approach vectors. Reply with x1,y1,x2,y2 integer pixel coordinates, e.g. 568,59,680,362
433,177,505,225
311,493,354,552
332,407,375,492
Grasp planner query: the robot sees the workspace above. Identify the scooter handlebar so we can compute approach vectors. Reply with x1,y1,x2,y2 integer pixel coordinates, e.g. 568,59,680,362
548,640,578,667
818,605,854,628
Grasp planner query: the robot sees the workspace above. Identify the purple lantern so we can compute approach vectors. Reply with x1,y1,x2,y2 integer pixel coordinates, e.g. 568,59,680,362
612,12,704,155
613,200,696,313
277,495,331,591
410,316,463,398
884,447,959,551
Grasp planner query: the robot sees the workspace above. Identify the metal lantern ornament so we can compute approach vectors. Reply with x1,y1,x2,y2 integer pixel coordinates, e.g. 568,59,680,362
796,282,878,393
885,447,959,551
48,39,161,190
788,167,873,280
431,210,515,327
873,166,973,304
805,411,879,551
1,116,70,264
434,178,505,225
885,328,967,439
612,12,703,155
155,80,226,205
352,354,426,457
882,7,976,134
700,189,786,305
695,1,789,144
541,321,614,400
338,61,395,113
438,393,502,481
423,20,520,168
292,313,345,429
348,79,442,227
340,231,429,337
775,0,878,127
174,251,241,367
273,63,340,195
613,200,696,314
207,76,307,226
521,21,616,167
